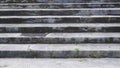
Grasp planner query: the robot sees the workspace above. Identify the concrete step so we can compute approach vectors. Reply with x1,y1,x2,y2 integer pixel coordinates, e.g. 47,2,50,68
0,58,120,68
1,27,120,33
0,3,119,9
1,23,120,33
0,10,119,16
0,23,120,27
0,16,119,23
0,33,119,44
0,0,119,3
0,23,120,32
0,33,119,38
0,44,120,58
0,8,119,11
0,16,119,18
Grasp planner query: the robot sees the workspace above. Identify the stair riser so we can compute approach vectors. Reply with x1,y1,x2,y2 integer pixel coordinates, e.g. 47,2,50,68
0,0,119,3
0,4,119,8
0,51,120,58
0,27,120,33
0,38,119,44
0,17,119,23
0,10,119,16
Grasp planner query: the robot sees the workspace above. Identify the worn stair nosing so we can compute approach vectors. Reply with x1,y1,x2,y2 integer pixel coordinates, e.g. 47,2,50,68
0,33,119,38
0,44,120,51
0,8,120,11
0,2,120,5
0,16,119,19
0,44,120,58
0,23,120,27
0,58,120,68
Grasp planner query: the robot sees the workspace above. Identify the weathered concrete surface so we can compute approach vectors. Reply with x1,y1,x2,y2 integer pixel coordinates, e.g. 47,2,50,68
0,44,120,58
0,0,119,3
0,33,119,43
0,33,119,38
0,58,120,68
0,8,119,11
0,16,119,18
1,27,120,33
0,17,119,23
0,23,120,33
0,23,120,27
45,33,120,38
0,0,119,59
0,3,119,9
0,10,119,16
0,38,119,44
0,44,120,51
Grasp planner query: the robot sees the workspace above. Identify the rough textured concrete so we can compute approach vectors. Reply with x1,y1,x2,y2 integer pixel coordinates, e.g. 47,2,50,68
0,3,119,9
0,44,120,51
1,10,119,16
0,0,119,3
0,0,119,59
0,23,120,27
0,17,119,23
1,27,120,33
0,58,120,68
0,38,119,44
0,8,120,11
45,33,120,38
0,44,120,58
0,16,119,19
0,33,119,38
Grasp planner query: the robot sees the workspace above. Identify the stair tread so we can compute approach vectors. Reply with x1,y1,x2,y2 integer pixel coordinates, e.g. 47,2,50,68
0,0,119,3
0,10,119,16
1,23,120,27
0,3,119,5
0,58,120,68
0,8,120,11
0,15,119,19
0,33,119,38
0,0,119,58
0,5,119,9
0,44,120,51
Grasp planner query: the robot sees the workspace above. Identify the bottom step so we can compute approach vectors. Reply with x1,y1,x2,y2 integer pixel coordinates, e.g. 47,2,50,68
0,44,120,58
0,58,119,68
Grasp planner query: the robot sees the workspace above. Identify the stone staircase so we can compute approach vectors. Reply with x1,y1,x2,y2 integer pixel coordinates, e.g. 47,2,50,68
0,0,120,68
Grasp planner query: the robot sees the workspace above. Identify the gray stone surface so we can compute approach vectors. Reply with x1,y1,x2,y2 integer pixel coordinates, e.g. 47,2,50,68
0,15,119,19
0,44,120,51
0,0,119,3
0,23,120,27
46,33,120,38
0,0,119,59
0,44,120,58
1,10,119,16
0,33,119,38
0,3,119,9
0,58,120,68
0,8,120,11
0,17,119,23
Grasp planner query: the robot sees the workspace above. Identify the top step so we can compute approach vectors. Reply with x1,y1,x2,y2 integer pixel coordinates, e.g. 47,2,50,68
0,0,119,3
